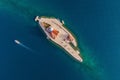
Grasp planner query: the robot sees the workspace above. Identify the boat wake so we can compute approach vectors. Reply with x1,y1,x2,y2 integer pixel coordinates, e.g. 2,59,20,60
14,40,34,53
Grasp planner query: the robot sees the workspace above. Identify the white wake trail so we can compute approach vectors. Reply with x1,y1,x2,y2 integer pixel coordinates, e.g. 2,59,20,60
14,40,34,52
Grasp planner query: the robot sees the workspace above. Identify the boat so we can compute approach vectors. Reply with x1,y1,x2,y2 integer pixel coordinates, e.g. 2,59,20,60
35,16,83,62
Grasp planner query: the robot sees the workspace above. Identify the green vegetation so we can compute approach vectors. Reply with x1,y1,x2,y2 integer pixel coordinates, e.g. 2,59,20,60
62,24,79,43
42,22,51,28
69,42,79,51
41,16,56,19
62,23,80,51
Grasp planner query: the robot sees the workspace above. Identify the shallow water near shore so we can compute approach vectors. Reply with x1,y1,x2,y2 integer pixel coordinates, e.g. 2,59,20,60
0,0,120,80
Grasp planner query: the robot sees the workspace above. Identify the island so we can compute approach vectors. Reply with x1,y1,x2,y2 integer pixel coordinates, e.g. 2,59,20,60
35,16,83,62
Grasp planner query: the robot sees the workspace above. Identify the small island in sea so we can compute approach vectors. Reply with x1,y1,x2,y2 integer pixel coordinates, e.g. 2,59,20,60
35,16,83,62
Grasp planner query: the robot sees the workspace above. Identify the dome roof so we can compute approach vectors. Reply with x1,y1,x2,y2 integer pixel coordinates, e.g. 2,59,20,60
47,27,54,32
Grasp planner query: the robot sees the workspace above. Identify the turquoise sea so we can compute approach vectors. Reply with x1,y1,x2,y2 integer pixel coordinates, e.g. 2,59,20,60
0,0,120,80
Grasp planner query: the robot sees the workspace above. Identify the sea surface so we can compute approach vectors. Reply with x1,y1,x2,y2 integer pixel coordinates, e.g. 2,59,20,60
0,0,120,80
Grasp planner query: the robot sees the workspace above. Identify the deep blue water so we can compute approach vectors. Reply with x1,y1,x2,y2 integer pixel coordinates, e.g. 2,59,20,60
0,0,120,80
